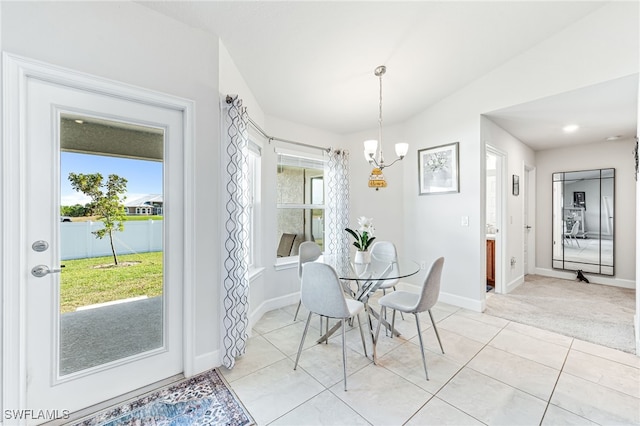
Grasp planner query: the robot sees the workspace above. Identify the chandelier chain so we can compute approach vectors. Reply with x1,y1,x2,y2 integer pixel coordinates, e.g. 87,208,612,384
378,69,384,164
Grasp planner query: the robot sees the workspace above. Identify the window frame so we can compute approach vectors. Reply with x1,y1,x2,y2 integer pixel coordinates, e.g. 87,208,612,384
275,151,325,260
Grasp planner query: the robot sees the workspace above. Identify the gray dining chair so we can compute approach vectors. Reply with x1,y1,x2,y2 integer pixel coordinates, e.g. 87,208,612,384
375,257,445,380
293,241,323,321
370,241,404,322
294,262,368,391
370,241,400,294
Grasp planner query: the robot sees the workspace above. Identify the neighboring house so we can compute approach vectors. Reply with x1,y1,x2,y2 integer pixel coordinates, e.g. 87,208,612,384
124,194,163,216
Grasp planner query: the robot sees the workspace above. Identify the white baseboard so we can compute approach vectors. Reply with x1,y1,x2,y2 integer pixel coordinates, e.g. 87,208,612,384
504,275,525,293
439,291,483,312
635,314,640,355
249,292,300,330
535,268,635,289
397,281,484,313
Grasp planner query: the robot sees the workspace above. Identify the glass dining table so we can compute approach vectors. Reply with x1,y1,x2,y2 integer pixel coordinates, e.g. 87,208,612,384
316,255,421,362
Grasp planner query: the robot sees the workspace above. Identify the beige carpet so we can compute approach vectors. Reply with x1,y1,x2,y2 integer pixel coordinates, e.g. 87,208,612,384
485,275,636,354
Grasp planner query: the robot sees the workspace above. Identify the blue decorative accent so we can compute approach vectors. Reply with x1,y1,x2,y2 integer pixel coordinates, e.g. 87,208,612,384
73,369,254,426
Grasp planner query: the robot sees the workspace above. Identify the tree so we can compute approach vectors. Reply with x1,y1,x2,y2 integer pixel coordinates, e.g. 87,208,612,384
60,203,89,217
68,172,128,265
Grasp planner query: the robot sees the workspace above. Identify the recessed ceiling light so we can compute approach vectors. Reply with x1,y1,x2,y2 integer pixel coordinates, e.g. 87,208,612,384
605,135,622,141
74,119,84,124
562,124,579,133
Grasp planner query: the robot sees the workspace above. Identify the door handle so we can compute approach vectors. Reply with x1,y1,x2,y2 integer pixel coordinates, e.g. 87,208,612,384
525,226,532,229
31,265,62,278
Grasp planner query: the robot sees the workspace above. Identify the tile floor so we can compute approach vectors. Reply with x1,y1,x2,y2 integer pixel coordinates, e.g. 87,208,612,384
220,285,640,426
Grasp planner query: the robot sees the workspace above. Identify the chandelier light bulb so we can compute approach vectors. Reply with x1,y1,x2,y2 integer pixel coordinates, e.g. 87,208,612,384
395,143,409,158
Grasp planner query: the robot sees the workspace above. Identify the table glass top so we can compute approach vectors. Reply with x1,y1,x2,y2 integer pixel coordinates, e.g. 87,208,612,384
319,255,420,281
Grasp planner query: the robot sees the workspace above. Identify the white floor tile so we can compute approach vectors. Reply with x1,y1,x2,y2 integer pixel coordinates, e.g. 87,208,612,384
456,309,510,328
230,358,325,425
563,350,640,398
437,313,503,344
378,342,464,394
504,321,574,348
219,334,286,383
406,396,484,426
415,328,485,366
551,372,640,425
541,404,600,425
219,302,639,426
437,368,547,426
253,308,300,335
467,345,560,400
572,338,640,368
489,328,569,369
270,390,370,426
329,364,432,425
294,337,372,388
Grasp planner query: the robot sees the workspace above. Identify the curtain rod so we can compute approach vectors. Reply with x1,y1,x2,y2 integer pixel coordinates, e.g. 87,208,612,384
226,95,331,153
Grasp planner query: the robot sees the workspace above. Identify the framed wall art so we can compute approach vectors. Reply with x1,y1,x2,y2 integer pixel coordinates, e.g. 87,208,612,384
418,142,459,195
512,174,520,196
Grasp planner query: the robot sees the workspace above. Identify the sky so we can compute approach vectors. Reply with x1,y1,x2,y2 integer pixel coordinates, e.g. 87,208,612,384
61,152,162,206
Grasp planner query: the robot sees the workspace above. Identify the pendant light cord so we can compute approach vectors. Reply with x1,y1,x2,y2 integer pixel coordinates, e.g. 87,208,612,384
378,68,384,165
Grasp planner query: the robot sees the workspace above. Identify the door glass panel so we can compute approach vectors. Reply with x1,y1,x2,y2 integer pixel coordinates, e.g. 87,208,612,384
59,114,164,375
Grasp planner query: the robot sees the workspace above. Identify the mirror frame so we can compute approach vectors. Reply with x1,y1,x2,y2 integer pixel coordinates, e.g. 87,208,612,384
552,168,615,276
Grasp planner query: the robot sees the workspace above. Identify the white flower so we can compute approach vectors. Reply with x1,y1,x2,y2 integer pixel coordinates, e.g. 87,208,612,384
427,152,447,172
357,216,375,236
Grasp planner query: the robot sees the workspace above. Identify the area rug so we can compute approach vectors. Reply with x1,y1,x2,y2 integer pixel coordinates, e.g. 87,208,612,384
485,275,636,354
72,369,254,426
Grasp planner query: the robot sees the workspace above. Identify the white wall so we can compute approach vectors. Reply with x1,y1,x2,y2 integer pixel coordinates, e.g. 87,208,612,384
391,2,638,311
536,139,636,286
1,0,221,376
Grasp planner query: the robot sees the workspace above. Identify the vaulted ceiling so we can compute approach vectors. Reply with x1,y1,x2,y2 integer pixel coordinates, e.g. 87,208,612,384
139,1,637,150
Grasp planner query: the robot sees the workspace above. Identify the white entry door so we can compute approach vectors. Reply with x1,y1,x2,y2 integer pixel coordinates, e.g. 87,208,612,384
19,71,185,418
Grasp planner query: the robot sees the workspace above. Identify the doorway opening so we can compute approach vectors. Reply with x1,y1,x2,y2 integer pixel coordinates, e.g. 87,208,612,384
486,145,505,294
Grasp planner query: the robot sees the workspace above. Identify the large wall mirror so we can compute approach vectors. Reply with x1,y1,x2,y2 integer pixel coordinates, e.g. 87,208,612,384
552,168,614,275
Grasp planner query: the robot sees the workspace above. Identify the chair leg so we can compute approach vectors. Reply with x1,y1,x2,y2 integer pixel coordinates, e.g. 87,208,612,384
294,312,313,370
390,309,397,339
356,313,368,357
392,286,405,320
414,313,429,380
428,309,445,354
293,300,301,321
342,319,348,391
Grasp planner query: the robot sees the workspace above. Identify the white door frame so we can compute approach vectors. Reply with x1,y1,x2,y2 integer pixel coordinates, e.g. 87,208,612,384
524,163,536,275
1,53,196,415
486,145,506,295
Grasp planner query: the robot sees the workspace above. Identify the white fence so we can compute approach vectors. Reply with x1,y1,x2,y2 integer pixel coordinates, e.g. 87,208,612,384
61,220,162,260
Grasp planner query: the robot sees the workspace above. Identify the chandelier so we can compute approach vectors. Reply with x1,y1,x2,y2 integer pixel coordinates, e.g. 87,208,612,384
363,65,409,189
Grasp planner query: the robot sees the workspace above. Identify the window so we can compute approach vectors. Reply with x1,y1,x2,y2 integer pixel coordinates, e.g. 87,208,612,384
247,142,261,268
276,153,324,257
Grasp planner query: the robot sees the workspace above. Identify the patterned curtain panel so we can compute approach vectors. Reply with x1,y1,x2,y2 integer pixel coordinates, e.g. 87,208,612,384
221,95,250,369
325,149,351,275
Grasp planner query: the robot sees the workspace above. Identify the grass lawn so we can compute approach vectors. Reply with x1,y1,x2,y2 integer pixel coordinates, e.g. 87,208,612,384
60,251,163,313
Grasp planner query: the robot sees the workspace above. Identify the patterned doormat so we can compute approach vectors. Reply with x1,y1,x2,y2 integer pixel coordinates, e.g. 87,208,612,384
72,369,254,426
